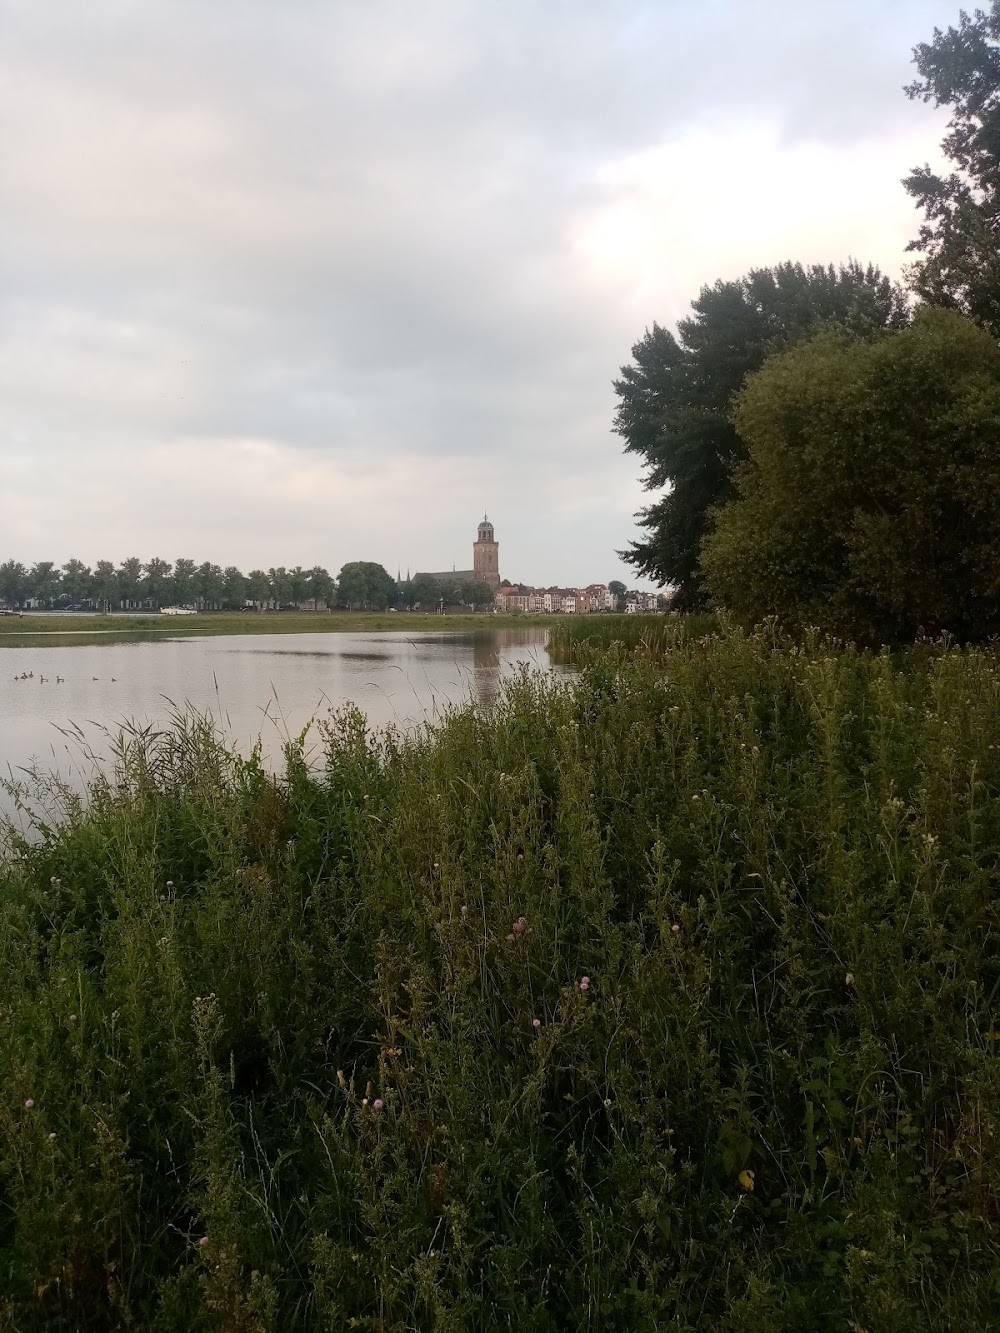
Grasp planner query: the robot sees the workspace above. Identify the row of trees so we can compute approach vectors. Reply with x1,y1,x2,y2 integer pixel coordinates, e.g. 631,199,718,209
615,3,1000,643
0,558,486,614
0,558,334,611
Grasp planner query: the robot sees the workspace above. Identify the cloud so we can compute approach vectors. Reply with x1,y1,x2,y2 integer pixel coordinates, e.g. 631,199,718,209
0,0,957,585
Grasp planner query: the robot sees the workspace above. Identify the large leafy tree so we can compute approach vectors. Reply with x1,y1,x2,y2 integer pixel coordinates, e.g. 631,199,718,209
142,558,172,608
700,308,1000,644
0,560,29,607
195,562,225,609
223,566,247,609
305,566,334,608
172,558,197,606
337,561,396,611
246,570,272,607
905,3,1000,333
92,560,119,611
117,558,144,606
61,558,92,604
268,567,293,606
29,562,60,605
614,262,909,608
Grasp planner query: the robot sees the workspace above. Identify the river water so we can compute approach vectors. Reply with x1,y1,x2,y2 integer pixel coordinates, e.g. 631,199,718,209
0,627,560,815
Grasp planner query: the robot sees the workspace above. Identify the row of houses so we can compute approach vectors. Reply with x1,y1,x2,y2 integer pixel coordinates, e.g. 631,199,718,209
493,584,662,614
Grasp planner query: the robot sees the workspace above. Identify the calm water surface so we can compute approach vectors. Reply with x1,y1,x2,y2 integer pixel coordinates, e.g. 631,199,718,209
0,627,562,802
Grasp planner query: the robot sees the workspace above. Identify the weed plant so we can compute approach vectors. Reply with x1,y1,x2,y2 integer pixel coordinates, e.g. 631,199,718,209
1,624,999,1330
547,612,718,659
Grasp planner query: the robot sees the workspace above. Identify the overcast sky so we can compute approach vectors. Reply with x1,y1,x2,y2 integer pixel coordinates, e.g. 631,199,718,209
1,0,956,587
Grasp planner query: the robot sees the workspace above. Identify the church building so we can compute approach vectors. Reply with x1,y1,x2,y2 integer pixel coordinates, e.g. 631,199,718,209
415,514,501,591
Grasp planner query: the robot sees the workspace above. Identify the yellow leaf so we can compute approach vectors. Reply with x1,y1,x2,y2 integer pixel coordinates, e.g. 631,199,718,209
738,1169,755,1192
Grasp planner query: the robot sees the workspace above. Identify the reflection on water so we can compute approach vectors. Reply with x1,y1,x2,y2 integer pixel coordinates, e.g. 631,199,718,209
0,628,565,806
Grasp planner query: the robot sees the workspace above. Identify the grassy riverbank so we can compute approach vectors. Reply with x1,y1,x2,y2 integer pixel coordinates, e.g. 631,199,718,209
0,611,560,639
2,624,999,1329
548,612,716,658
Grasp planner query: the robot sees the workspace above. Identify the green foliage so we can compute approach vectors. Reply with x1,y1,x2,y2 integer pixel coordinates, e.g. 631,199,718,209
60,558,92,604
3,626,1000,1328
614,262,909,608
905,4,1000,332
0,560,30,607
405,574,493,610
0,559,333,613
92,561,119,612
337,560,398,611
142,558,173,608
548,612,718,661
701,307,1000,644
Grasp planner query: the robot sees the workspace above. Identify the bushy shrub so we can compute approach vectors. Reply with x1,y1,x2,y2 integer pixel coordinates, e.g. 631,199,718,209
701,307,1000,644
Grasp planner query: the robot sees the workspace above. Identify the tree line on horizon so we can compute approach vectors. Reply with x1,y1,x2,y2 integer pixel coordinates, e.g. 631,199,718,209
0,557,468,614
0,559,652,615
615,5,1000,644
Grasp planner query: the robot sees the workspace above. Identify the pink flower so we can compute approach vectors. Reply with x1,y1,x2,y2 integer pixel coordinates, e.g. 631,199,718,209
579,977,590,992
23,1098,34,1109
532,1018,541,1029
373,1098,384,1111
198,1236,209,1248
671,923,681,934
506,933,515,943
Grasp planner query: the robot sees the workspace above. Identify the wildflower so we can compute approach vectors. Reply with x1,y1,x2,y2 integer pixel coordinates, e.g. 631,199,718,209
845,972,856,987
460,905,467,916
738,1169,755,1192
23,1099,34,1109
198,1236,209,1248
68,1013,77,1022
532,1018,541,1029
506,933,515,943
362,1098,369,1107
579,976,590,992
670,923,681,934
372,1099,384,1111
48,1132,56,1142
512,917,526,936
165,880,173,889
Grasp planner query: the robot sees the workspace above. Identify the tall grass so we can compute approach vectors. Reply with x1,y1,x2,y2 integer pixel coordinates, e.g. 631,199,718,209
547,612,718,660
1,624,1000,1329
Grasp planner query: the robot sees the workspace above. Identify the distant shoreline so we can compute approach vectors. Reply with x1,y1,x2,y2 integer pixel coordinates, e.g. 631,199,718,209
0,610,567,638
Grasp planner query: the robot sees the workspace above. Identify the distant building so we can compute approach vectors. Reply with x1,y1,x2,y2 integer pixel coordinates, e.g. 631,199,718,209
473,515,500,590
416,513,501,590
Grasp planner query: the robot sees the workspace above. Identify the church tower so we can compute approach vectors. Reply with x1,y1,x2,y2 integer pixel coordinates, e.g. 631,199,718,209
473,513,500,589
